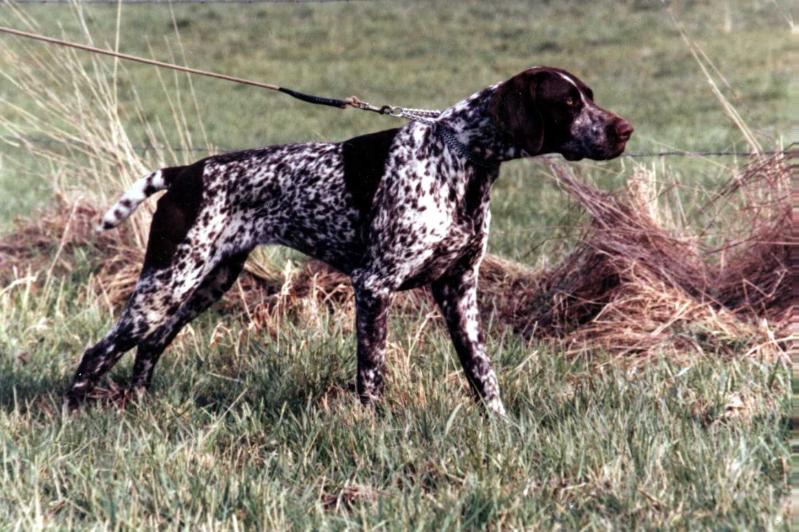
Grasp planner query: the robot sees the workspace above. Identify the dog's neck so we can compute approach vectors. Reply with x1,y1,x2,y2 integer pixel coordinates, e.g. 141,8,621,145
435,84,526,165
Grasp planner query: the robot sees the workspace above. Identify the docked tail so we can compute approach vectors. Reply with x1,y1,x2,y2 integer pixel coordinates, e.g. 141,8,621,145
98,167,180,231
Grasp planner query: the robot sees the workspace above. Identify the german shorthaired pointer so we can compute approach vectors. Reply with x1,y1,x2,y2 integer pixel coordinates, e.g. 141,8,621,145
65,66,633,414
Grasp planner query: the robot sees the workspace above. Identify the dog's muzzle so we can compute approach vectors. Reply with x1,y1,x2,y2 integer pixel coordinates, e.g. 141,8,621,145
562,111,634,161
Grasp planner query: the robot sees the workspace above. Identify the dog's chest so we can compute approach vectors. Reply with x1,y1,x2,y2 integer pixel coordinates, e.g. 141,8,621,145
376,143,495,287
399,223,485,289
397,184,492,289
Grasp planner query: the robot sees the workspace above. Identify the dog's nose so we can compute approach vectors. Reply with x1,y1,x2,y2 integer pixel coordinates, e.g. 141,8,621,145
615,119,634,141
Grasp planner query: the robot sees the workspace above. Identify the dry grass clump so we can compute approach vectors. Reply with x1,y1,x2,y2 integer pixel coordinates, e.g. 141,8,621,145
710,153,792,320
0,196,139,287
484,151,792,359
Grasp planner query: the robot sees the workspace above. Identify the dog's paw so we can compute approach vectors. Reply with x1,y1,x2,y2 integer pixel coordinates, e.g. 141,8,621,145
61,391,84,413
94,220,114,233
485,397,507,418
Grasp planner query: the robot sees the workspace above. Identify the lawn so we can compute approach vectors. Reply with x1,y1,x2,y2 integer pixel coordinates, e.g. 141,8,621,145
0,0,793,529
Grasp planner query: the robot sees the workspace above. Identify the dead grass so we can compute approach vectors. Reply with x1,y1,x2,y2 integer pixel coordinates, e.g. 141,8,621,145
484,151,792,359
0,151,791,364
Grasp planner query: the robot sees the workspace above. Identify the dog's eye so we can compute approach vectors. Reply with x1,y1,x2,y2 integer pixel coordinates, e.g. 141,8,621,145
564,97,577,107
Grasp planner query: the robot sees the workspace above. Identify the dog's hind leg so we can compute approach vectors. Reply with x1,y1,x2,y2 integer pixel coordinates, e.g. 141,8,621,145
63,244,227,409
129,251,250,392
64,167,241,408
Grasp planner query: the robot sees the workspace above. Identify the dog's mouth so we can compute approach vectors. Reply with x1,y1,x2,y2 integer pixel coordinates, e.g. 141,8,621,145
561,151,584,161
562,139,629,162
609,140,630,159
602,140,630,160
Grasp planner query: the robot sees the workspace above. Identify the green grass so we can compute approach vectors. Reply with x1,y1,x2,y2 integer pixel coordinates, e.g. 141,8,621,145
0,0,793,528
0,264,789,529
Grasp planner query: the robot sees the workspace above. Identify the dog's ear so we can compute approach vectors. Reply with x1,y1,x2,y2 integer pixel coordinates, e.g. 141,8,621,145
489,72,544,156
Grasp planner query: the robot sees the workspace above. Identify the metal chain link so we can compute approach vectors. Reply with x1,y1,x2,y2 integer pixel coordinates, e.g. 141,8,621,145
395,107,442,125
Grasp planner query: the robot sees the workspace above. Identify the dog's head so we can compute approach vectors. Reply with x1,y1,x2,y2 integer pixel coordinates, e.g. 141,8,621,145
490,66,633,161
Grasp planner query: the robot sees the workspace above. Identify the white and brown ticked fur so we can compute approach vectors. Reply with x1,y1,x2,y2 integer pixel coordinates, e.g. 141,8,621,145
65,66,633,414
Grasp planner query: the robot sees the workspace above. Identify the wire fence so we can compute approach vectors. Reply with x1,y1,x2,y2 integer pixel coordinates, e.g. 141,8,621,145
5,0,375,4
2,135,794,159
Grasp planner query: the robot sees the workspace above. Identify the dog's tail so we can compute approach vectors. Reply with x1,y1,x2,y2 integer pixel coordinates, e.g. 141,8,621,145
98,167,182,231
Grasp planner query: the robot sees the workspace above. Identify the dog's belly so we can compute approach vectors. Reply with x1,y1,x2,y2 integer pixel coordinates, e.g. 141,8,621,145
398,251,465,290
273,221,365,274
239,146,371,273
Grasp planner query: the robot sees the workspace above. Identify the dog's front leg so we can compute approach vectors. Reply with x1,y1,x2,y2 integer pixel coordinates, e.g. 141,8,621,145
431,267,506,416
352,272,392,405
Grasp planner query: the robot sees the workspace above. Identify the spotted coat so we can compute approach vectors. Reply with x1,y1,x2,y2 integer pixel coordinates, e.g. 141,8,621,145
65,66,633,414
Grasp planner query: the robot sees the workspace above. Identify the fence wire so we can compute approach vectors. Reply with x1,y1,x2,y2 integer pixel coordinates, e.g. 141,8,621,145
1,136,792,159
5,0,375,4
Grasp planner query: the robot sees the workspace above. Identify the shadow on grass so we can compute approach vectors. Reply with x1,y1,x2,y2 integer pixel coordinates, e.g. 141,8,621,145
0,370,67,415
0,358,350,420
0,365,148,416
188,368,357,420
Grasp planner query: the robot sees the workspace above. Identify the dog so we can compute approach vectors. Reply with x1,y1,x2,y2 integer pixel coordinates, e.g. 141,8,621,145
64,66,633,414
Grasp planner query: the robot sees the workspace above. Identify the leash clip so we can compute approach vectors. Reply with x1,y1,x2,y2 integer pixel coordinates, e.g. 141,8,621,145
380,105,404,118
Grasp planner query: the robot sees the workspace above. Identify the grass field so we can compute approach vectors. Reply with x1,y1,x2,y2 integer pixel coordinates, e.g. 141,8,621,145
0,0,794,529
